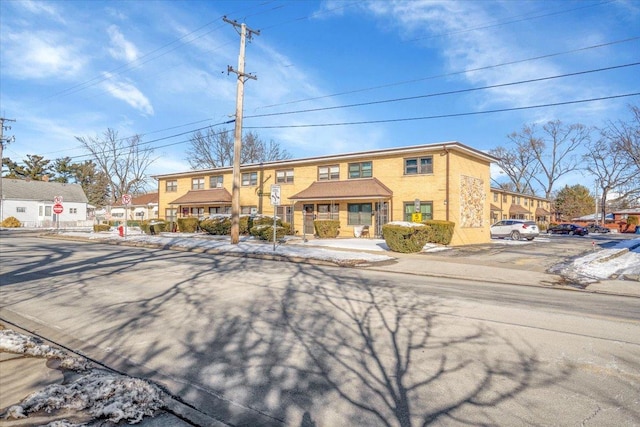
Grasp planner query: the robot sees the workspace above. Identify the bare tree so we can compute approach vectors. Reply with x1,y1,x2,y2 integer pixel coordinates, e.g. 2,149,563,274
605,104,640,172
185,127,291,169
75,128,155,204
489,134,540,194
585,113,640,220
494,121,590,198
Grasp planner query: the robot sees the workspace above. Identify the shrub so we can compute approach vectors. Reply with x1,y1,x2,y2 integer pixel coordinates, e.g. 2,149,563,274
422,220,455,245
1,216,21,228
139,219,168,234
250,224,288,240
627,215,639,226
177,217,199,233
382,224,431,253
93,224,111,232
200,216,231,235
314,220,340,238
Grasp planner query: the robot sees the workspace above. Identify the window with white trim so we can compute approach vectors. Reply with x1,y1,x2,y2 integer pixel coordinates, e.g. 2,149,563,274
348,162,372,179
209,175,223,188
318,165,339,181
404,156,433,175
276,169,294,184
242,172,258,186
192,177,205,190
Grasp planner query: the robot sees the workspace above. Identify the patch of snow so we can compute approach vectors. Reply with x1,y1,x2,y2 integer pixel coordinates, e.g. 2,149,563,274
0,329,91,371
1,329,166,425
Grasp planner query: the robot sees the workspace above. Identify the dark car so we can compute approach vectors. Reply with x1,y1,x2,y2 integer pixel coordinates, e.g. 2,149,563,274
547,223,589,236
586,223,611,233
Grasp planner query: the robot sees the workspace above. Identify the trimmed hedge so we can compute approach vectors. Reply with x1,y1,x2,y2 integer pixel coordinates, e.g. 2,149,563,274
382,220,455,253
200,216,231,235
1,216,21,228
314,220,340,238
250,224,288,240
139,219,173,234
177,217,200,233
422,220,455,245
93,224,111,232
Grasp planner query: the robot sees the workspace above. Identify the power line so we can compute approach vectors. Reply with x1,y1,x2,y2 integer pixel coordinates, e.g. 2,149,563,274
245,93,640,129
256,36,640,110
247,62,640,119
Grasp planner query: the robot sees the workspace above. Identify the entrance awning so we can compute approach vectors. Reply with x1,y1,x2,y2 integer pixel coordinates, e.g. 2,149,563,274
509,204,530,215
289,178,393,202
535,207,551,216
169,189,232,206
490,203,501,211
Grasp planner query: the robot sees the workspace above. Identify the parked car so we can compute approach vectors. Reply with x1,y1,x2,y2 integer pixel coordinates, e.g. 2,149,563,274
490,220,540,241
547,223,589,236
586,223,610,233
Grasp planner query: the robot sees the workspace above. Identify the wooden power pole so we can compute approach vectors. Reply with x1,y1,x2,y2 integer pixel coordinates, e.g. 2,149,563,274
224,16,259,244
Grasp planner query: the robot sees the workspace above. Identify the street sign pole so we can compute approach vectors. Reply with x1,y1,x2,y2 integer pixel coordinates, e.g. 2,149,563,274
122,194,132,238
270,185,281,251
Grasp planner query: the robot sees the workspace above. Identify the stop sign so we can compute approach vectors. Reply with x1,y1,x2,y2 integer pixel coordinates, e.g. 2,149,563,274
53,203,64,214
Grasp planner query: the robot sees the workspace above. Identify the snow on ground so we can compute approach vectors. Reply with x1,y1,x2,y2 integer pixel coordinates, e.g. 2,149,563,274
550,238,640,284
0,329,166,425
64,229,397,265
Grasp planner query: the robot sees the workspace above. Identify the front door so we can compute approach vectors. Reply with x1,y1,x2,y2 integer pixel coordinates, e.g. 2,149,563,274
375,201,389,237
303,204,315,235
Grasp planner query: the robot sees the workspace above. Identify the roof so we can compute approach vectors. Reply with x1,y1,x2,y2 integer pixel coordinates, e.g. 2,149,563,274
289,178,393,201
490,204,501,211
1,178,88,203
113,192,158,207
168,188,232,206
490,187,550,202
152,141,498,180
611,208,640,215
509,204,530,215
535,207,551,216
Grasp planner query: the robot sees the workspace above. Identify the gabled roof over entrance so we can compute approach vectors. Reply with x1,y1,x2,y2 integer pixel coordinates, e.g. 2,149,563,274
169,188,232,206
535,207,551,216
509,204,530,215
289,178,393,202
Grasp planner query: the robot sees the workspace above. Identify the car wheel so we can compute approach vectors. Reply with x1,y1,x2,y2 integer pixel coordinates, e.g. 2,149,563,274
526,237,534,241
510,230,521,240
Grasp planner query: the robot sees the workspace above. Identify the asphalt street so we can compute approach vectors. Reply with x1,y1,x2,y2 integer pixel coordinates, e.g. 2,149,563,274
1,234,639,426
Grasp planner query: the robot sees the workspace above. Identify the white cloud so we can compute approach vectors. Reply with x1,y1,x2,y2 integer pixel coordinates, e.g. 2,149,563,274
107,25,139,62
2,31,84,79
101,72,154,116
18,0,66,23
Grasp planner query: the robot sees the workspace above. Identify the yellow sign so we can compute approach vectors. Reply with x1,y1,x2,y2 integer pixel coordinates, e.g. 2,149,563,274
412,213,423,222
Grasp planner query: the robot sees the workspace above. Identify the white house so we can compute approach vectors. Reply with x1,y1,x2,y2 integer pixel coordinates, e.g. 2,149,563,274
108,192,158,222
0,178,90,228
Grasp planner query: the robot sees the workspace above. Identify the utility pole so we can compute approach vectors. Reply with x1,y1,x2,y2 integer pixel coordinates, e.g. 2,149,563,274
224,16,259,244
0,117,16,222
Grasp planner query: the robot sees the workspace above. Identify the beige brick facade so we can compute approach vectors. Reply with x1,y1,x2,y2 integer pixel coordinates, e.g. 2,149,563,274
153,142,497,245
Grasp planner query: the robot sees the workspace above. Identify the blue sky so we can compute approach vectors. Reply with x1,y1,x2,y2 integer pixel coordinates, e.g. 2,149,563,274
1,0,639,186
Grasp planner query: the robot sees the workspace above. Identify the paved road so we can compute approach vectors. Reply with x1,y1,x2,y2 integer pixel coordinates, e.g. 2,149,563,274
1,235,639,426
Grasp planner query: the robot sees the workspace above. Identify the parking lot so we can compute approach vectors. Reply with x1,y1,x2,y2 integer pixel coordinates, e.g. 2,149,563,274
431,233,637,274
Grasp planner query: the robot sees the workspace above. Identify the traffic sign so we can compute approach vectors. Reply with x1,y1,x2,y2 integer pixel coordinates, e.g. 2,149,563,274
53,203,64,214
53,196,63,204
270,185,281,206
122,194,132,205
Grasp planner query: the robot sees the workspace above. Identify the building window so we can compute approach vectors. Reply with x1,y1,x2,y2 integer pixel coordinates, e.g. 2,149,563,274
276,169,294,184
524,199,528,206
516,196,521,204
166,180,177,192
276,205,294,224
503,194,507,203
190,207,204,217
404,157,433,175
241,206,257,214
404,202,433,221
318,165,339,181
348,162,372,179
210,175,223,188
317,204,339,220
347,203,372,225
493,193,498,202
209,206,231,215
16,207,26,213
192,177,205,190
70,208,78,214
242,172,258,186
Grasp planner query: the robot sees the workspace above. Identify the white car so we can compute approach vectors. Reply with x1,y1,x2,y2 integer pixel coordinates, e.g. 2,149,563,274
490,220,539,241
